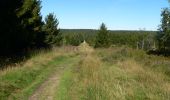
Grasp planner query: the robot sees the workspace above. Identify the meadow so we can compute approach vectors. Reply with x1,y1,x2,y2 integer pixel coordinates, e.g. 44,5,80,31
0,43,170,100
1,0,170,100
56,45,170,100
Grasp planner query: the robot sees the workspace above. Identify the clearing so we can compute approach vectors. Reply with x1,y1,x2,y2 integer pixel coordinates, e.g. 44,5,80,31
1,42,170,100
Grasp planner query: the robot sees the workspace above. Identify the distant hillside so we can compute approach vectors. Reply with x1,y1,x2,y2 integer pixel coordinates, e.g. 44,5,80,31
60,29,157,48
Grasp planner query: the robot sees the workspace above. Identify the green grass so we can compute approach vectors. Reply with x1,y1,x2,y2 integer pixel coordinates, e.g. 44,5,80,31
56,68,74,100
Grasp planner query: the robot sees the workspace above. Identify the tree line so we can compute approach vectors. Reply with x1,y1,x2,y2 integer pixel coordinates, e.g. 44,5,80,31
61,27,156,50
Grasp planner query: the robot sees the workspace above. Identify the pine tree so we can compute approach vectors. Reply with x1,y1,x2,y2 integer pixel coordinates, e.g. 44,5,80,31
43,13,62,46
95,23,110,48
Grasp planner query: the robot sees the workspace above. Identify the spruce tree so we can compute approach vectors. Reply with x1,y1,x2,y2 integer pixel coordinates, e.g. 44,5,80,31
95,23,110,48
17,0,44,47
43,13,62,46
0,0,45,55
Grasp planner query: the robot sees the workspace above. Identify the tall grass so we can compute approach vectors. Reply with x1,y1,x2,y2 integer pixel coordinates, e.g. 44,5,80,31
57,46,170,100
1,45,170,100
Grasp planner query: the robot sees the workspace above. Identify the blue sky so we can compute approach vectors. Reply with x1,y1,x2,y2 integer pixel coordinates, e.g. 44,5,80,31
41,0,169,30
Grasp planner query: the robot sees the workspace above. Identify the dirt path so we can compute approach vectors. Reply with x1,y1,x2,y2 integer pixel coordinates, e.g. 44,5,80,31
29,42,92,100
29,66,65,100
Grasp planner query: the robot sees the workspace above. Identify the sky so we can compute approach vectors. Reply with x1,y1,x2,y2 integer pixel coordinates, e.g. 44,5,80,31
41,0,169,31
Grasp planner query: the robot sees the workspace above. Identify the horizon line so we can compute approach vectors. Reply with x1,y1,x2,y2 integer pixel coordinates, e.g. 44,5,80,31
60,28,158,31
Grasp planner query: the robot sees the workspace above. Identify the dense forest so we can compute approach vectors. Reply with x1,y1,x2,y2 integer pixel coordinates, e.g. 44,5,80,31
61,29,157,49
0,0,62,56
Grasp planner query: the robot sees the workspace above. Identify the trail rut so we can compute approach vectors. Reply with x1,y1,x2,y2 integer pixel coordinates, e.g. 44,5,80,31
29,66,65,100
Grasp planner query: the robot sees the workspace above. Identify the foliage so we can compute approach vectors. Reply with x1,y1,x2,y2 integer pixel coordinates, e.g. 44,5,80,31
18,0,45,47
0,0,45,56
109,31,156,50
157,8,170,51
61,29,156,49
43,13,62,46
95,23,110,48
0,0,24,55
62,30,96,46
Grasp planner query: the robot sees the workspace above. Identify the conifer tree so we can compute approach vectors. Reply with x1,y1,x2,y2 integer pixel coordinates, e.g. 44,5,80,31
43,13,62,46
0,0,45,55
95,23,110,48
17,0,44,47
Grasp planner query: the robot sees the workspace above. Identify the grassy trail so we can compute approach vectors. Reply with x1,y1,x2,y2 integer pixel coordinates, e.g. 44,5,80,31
1,44,170,100
29,66,63,100
0,48,79,100
29,55,79,100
